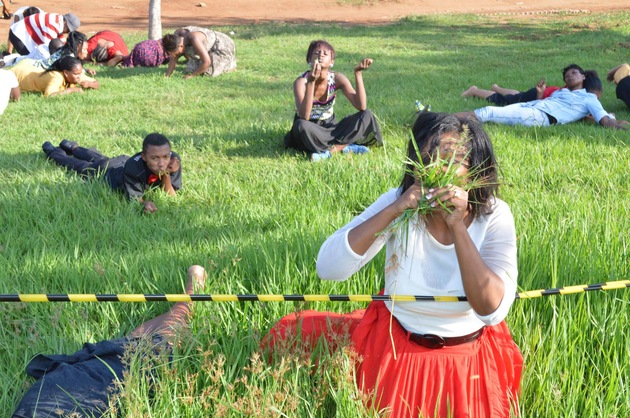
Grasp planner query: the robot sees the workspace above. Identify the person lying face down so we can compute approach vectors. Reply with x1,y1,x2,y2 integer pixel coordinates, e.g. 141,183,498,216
42,133,182,213
10,55,99,97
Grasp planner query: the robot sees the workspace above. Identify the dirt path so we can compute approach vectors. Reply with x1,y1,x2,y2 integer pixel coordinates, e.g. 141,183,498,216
1,0,628,44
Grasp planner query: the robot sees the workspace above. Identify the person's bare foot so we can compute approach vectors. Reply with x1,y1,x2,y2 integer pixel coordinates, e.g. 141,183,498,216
492,84,501,92
461,85,478,97
186,265,207,294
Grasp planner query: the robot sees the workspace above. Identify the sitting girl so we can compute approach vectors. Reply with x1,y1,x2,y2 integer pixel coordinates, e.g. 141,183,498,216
284,39,383,161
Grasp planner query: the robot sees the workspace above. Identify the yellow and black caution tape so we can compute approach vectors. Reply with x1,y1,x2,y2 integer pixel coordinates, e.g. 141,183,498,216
1,280,629,303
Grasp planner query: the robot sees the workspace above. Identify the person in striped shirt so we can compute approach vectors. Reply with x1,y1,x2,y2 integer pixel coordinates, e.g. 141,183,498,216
8,12,80,56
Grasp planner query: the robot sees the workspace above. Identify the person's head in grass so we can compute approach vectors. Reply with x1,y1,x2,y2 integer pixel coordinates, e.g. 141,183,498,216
45,55,83,85
162,33,184,60
48,38,64,55
306,39,335,68
141,133,173,175
583,70,603,99
401,111,498,220
90,44,108,63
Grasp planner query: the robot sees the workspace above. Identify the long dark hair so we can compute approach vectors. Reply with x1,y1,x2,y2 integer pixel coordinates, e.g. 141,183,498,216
583,70,602,94
400,111,499,220
45,55,82,74
59,31,88,60
162,34,182,55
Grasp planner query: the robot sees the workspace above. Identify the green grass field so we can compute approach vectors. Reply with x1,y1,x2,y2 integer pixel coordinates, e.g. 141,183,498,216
1,11,629,417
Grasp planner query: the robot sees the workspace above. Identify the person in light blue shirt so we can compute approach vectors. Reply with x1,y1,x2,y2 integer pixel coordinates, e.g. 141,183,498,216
457,64,629,130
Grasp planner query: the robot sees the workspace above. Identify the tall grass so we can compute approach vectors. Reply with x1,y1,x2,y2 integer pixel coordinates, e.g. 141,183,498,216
1,11,629,416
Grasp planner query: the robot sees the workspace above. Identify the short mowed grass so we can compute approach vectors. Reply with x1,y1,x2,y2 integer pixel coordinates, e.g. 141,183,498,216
1,11,629,417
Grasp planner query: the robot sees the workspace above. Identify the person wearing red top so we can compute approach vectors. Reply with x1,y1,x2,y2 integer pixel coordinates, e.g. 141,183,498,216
87,30,129,66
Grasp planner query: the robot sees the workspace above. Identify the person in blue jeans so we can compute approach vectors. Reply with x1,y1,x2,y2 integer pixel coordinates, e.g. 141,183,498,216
457,64,628,130
12,265,206,418
284,39,383,161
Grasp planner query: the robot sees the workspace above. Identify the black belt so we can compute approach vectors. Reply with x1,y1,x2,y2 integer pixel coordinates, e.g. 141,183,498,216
408,327,485,349
545,112,557,125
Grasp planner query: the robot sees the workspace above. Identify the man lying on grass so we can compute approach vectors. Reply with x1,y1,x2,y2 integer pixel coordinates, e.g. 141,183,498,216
456,64,629,130
42,133,181,213
11,265,206,418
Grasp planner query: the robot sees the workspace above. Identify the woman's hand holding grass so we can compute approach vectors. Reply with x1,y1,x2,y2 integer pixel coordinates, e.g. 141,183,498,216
393,182,425,217
425,185,470,227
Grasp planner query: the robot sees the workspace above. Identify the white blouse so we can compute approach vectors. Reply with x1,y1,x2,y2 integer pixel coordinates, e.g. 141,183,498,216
316,188,518,337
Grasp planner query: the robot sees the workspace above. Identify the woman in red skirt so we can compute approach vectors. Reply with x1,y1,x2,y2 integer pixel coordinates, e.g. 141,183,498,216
266,111,523,417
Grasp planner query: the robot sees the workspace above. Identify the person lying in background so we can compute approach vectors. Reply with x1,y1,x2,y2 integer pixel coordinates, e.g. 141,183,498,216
36,31,90,70
121,34,181,68
461,77,560,105
42,133,181,213
165,26,236,79
8,11,80,56
87,30,129,66
10,55,98,97
456,64,628,129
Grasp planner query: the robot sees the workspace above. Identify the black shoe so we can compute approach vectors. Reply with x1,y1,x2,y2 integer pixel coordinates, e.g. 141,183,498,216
59,139,78,154
42,141,55,156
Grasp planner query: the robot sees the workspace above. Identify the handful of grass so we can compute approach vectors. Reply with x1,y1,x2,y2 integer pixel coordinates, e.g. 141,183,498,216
386,138,490,238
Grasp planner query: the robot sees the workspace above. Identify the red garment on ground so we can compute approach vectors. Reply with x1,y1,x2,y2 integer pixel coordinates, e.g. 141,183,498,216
264,302,523,418
543,86,560,98
87,30,129,60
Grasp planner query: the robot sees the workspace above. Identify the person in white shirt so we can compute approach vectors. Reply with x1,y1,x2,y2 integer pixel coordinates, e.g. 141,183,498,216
458,64,628,130
265,111,523,418
0,68,20,114
5,6,42,54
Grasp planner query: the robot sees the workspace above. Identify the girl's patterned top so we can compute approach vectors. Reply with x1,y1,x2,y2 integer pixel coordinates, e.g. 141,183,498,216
299,70,336,121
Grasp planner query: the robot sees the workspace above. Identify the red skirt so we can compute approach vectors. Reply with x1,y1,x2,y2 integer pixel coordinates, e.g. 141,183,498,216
264,301,523,418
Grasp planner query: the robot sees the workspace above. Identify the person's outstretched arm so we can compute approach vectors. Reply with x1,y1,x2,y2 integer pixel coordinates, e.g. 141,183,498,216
47,87,84,97
79,78,100,90
338,58,373,111
599,115,629,129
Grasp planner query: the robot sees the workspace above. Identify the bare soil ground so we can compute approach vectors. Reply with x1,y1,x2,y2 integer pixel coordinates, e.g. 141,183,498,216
1,0,629,41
